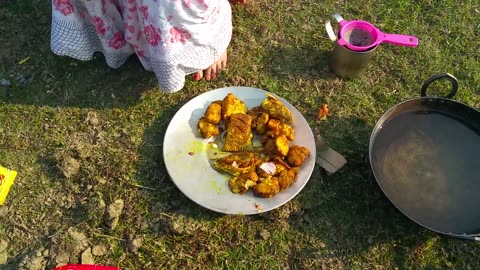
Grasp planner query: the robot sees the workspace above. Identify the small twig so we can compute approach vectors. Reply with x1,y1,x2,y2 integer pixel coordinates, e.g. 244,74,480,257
152,240,163,247
93,232,125,241
158,212,175,219
130,183,156,191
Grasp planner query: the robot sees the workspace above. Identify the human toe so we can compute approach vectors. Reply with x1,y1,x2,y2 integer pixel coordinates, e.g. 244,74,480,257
193,71,203,81
204,68,213,81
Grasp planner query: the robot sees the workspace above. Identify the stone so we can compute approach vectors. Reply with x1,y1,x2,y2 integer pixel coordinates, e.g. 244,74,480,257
26,255,46,270
124,231,143,253
0,239,8,265
0,206,8,218
54,251,70,267
67,227,89,256
81,248,95,265
85,112,100,126
129,237,143,253
91,244,108,257
259,229,270,240
60,156,81,178
104,199,124,229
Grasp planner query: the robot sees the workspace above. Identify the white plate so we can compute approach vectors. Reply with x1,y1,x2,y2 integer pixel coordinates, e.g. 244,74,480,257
163,87,316,214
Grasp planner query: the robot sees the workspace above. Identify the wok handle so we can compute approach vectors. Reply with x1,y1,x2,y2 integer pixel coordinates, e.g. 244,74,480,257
420,73,458,99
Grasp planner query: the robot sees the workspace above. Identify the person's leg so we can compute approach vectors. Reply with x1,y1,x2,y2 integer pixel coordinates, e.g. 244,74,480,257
193,50,227,81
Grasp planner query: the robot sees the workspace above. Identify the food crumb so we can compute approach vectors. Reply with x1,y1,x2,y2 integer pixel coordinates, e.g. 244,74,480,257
254,202,262,212
317,104,329,121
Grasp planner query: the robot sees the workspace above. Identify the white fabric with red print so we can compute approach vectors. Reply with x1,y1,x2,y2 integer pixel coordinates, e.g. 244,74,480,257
51,0,232,92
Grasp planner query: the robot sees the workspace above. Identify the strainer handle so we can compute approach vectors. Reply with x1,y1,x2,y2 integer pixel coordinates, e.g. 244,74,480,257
382,33,419,47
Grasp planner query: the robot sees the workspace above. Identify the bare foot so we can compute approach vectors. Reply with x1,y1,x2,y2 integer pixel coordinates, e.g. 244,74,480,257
193,50,227,81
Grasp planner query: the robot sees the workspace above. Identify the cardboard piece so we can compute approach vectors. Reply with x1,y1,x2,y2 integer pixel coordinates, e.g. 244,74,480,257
314,132,347,174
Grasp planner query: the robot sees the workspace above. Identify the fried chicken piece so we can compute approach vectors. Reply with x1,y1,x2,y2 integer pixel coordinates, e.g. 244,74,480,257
204,101,222,124
287,145,310,167
265,119,295,141
260,94,293,123
266,118,282,136
223,113,253,152
277,167,300,191
271,158,290,175
213,152,263,176
263,135,289,157
222,93,248,120
255,112,269,135
281,123,295,141
198,117,219,138
253,176,280,198
228,171,259,194
246,106,264,129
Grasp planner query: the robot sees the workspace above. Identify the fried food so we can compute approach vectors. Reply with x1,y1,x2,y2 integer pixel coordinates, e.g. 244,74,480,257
271,158,290,175
204,101,222,124
253,176,280,198
277,167,300,191
287,145,310,167
229,171,259,194
196,92,311,199
246,106,264,129
260,94,293,123
198,117,219,138
265,119,295,141
266,118,282,136
223,113,253,152
281,123,294,141
255,112,270,135
263,135,289,157
212,152,263,176
222,93,248,120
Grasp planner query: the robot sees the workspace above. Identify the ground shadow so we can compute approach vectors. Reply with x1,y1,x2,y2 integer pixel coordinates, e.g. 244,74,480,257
1,52,158,109
262,44,339,82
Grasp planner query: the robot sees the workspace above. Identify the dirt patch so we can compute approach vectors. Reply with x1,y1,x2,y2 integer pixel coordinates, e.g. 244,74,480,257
0,239,8,265
104,199,124,230
57,155,81,179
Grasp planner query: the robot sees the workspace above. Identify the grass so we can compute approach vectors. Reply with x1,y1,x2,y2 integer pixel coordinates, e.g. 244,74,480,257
1,0,480,269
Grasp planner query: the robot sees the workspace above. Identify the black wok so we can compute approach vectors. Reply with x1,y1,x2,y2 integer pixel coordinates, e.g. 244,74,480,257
369,73,480,240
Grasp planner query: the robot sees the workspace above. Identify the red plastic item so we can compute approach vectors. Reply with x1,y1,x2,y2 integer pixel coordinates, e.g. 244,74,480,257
53,265,120,270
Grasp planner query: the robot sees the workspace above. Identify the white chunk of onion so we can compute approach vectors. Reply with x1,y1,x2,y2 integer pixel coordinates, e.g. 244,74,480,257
204,136,217,144
259,162,276,175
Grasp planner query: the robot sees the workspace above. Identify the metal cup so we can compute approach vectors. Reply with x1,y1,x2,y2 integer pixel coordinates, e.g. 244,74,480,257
326,14,377,79
329,41,376,79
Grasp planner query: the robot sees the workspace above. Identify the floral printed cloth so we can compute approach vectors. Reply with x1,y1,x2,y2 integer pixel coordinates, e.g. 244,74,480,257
51,0,232,92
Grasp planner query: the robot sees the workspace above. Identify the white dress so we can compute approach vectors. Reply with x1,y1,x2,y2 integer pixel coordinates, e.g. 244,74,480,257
51,0,232,92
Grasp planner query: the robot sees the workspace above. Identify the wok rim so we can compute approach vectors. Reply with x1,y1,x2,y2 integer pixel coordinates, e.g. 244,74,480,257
368,96,480,238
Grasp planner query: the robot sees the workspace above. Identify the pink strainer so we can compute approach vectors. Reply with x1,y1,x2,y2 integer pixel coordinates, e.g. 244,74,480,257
331,14,419,51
